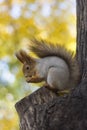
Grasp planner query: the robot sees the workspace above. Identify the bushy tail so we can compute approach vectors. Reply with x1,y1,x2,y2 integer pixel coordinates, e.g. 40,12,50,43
29,38,81,88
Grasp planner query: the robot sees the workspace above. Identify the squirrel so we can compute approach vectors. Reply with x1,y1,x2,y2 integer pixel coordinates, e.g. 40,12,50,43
16,39,81,91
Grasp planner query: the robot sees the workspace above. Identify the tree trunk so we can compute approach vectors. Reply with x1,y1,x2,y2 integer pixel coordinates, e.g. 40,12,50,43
76,0,87,77
15,0,87,130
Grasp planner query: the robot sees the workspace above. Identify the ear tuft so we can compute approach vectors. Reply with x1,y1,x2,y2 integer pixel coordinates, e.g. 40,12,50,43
15,50,25,63
15,50,35,64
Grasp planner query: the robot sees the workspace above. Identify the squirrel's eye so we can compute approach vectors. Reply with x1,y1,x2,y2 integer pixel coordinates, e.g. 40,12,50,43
26,66,29,70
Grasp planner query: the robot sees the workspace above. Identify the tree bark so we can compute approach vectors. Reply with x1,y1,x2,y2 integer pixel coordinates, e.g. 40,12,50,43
76,0,87,77
15,0,87,130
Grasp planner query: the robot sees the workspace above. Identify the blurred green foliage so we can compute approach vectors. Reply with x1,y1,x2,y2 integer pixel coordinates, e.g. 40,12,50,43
0,0,76,129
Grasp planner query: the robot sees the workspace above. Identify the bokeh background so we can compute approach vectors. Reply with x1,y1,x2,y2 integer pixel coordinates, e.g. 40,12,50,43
0,0,76,129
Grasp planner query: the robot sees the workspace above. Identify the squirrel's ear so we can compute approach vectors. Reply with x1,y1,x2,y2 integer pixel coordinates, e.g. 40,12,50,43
15,50,25,63
18,50,34,64
16,50,35,64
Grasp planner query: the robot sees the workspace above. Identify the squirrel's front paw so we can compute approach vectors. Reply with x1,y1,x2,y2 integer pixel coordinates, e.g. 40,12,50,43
25,76,36,82
25,75,43,83
26,77,32,83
